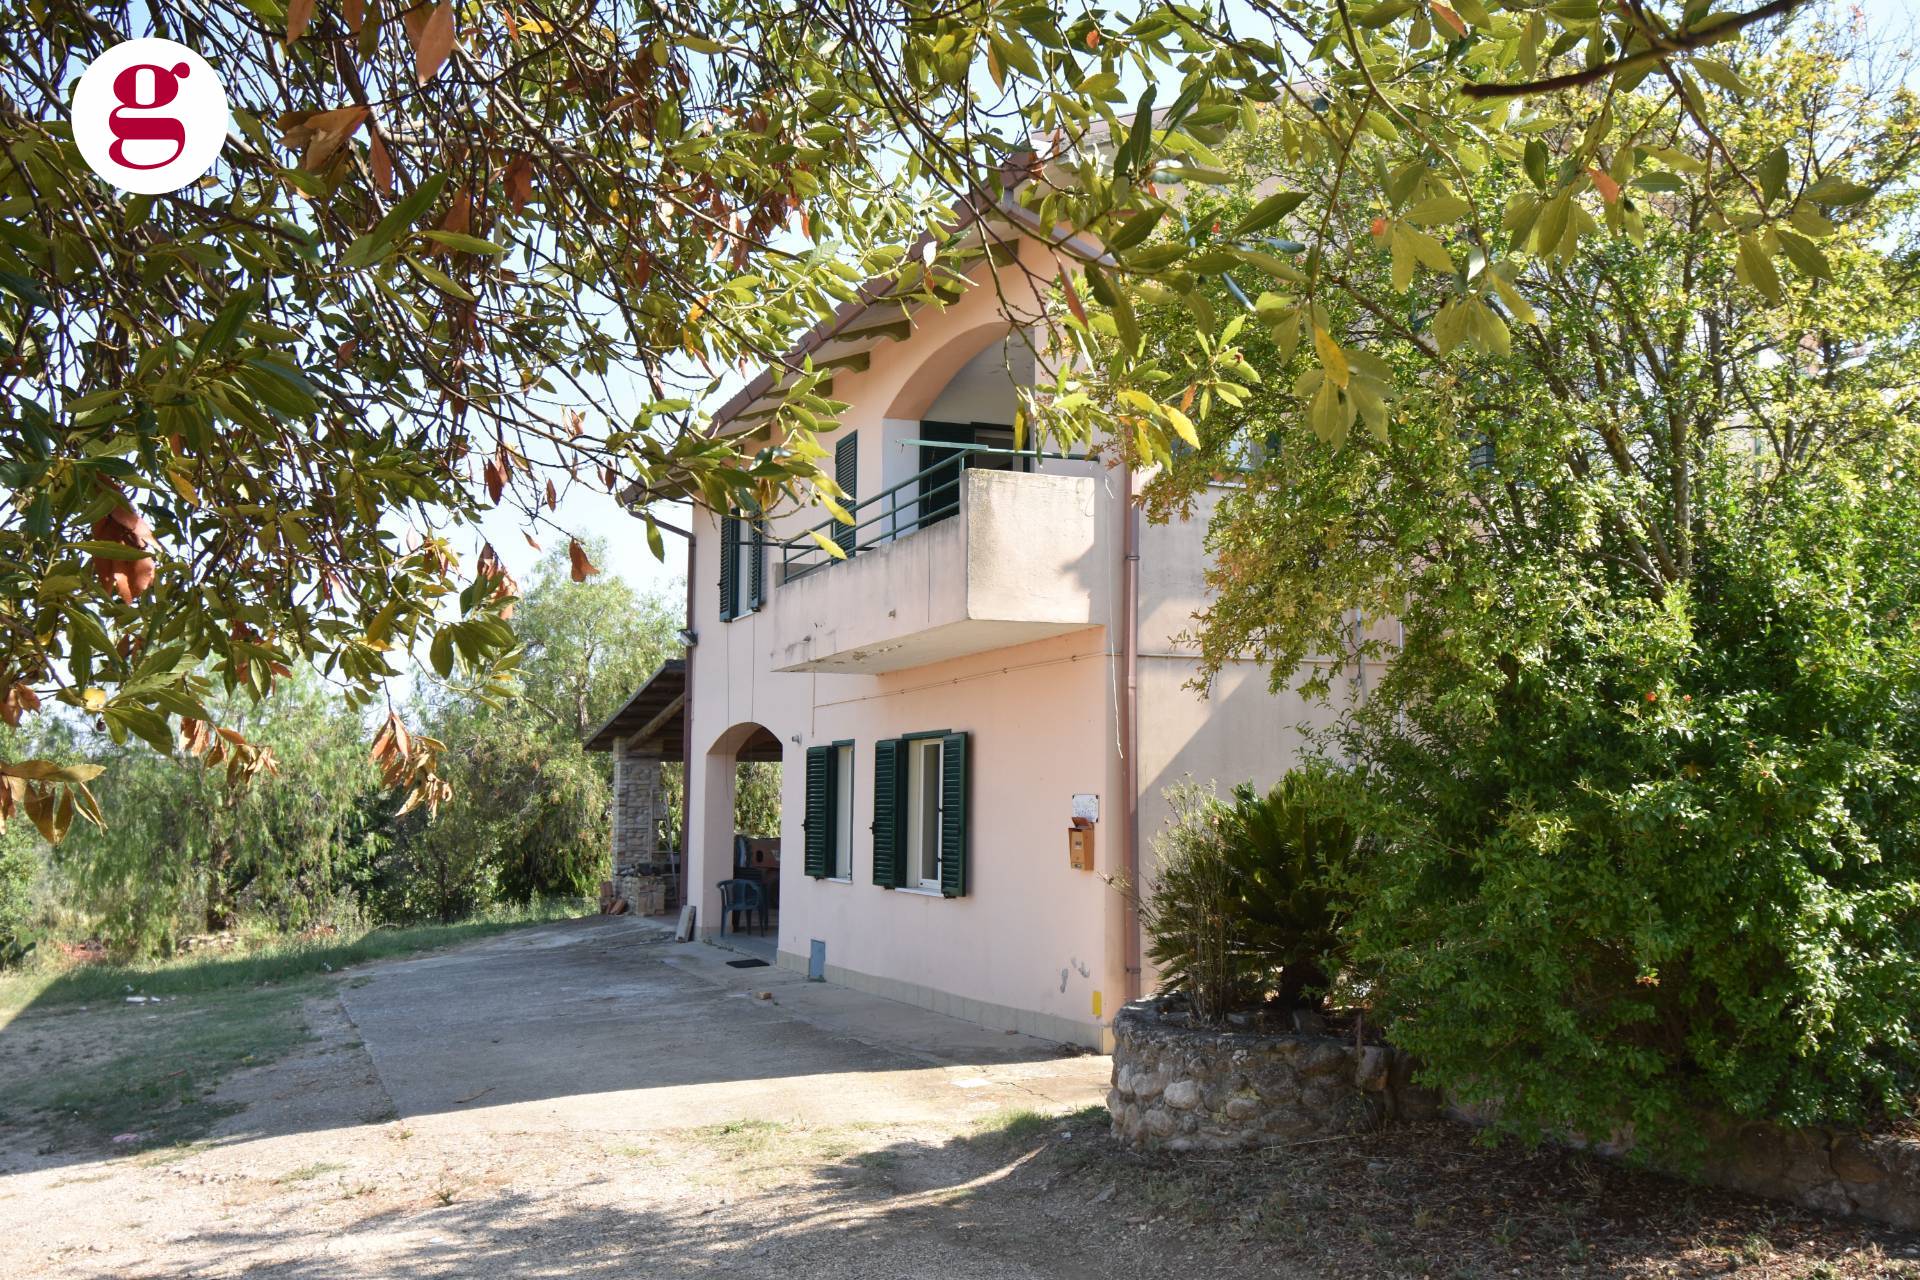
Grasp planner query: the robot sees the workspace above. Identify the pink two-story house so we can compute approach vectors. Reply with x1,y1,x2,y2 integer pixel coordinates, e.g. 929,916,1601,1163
588,229,1381,1050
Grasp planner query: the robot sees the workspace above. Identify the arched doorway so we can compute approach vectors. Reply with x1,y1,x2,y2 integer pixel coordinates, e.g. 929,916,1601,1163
695,721,784,958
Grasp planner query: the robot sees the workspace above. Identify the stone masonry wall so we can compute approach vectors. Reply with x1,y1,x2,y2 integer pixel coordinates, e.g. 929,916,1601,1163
610,741,675,915
1107,997,1438,1152
1109,996,1920,1229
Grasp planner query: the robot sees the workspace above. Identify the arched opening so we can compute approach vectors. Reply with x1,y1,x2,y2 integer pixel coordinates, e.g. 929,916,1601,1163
698,721,785,959
878,329,1041,536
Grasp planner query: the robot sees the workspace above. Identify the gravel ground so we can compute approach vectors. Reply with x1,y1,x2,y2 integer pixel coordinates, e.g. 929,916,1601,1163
1,917,1916,1279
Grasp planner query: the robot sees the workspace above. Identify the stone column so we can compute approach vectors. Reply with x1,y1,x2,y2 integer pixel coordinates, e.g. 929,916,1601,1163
611,741,668,914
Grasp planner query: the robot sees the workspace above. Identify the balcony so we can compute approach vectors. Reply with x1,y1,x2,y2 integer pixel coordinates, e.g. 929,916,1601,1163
768,447,1103,674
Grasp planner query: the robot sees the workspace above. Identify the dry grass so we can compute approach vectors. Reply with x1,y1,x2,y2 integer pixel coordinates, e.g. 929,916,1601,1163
1018,1118,1920,1279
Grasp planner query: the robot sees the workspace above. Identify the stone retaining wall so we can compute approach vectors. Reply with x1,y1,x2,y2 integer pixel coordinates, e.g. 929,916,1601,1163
1108,996,1920,1229
1107,996,1438,1152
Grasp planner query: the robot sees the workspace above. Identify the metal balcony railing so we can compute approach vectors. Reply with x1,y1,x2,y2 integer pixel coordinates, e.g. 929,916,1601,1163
779,441,1086,583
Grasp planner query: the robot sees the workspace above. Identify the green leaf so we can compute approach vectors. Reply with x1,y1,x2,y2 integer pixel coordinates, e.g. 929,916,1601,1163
1354,0,1415,27
1756,146,1789,205
1691,57,1754,99
987,29,1040,80
70,541,154,561
1774,229,1829,279
1232,191,1308,236
1803,175,1873,206
1489,267,1538,326
1404,195,1471,227
341,172,448,270
1395,224,1456,274
1103,206,1166,254
429,627,456,678
419,230,510,255
1523,139,1550,190
404,255,477,301
1735,232,1783,304
1153,165,1233,186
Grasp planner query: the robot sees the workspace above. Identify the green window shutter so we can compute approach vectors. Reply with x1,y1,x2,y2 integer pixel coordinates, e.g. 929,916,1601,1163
939,731,970,897
834,433,858,556
718,515,740,621
748,519,767,610
803,745,831,878
872,737,905,888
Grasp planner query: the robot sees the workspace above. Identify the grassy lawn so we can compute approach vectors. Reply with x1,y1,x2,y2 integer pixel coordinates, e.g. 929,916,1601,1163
0,901,587,1153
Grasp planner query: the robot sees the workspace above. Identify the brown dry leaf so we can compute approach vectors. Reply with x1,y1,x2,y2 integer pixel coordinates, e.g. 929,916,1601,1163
344,0,365,31
370,131,393,194
483,458,505,503
568,539,600,581
545,478,557,510
1589,167,1622,204
522,531,542,551
404,1,457,85
302,106,370,171
90,506,157,602
286,0,314,41
505,154,534,213
437,188,472,246
0,682,40,728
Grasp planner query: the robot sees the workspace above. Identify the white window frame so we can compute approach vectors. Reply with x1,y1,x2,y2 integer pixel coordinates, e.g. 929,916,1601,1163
906,737,943,892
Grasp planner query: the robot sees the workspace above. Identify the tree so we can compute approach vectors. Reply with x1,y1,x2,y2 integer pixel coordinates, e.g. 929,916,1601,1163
49,675,382,951
382,542,683,915
0,0,1841,827
508,547,683,743
1140,23,1920,1147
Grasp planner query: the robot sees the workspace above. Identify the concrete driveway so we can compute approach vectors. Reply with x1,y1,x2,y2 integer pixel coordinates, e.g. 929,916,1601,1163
339,915,1106,1134
2,916,1123,1279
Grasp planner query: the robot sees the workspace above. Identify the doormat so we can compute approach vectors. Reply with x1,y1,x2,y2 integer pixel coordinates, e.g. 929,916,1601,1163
726,958,770,969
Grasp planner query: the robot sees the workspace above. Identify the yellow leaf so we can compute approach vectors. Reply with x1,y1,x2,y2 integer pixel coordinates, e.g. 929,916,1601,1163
1313,327,1350,388
1162,404,1199,449
81,687,106,712
1489,267,1539,326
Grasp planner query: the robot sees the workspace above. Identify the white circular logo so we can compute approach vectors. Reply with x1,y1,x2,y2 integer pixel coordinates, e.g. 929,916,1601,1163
72,39,228,194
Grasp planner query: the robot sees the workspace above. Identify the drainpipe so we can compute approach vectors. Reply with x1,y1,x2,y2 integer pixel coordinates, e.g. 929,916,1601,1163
679,538,695,918
1120,463,1143,1005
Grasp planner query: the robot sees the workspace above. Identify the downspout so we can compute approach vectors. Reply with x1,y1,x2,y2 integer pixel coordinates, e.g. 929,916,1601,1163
1120,463,1143,1005
679,538,695,918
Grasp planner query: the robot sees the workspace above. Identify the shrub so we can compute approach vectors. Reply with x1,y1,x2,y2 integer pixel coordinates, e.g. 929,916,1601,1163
0,825,39,966
1344,462,1920,1148
1141,774,1355,1023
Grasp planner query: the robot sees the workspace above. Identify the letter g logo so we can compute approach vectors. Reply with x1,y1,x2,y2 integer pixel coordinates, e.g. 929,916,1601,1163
73,39,228,194
108,61,191,171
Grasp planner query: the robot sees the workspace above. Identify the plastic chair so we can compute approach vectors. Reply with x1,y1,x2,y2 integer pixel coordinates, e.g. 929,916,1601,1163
715,878,765,936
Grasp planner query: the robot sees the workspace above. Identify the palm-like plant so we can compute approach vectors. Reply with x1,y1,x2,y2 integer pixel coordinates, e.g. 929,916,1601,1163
1143,775,1356,1022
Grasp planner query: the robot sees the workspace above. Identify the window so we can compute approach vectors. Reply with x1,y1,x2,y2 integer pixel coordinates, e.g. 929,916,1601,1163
833,743,854,879
907,737,943,891
872,731,969,897
833,433,858,557
805,740,855,881
718,512,765,621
